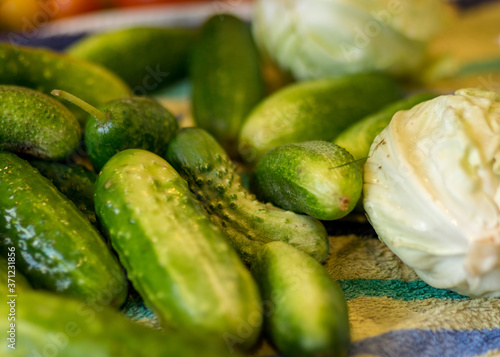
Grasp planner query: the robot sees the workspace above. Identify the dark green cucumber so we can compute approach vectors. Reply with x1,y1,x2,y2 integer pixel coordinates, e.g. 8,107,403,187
165,127,329,264
333,92,437,169
0,85,81,160
29,160,98,225
190,14,264,158
252,241,350,357
67,27,195,91
94,149,262,349
0,43,130,125
253,141,362,221
238,73,403,164
0,152,127,306
0,273,245,357
52,90,179,171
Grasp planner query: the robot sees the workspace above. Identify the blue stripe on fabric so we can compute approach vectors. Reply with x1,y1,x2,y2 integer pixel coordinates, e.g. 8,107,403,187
350,328,500,357
338,279,469,301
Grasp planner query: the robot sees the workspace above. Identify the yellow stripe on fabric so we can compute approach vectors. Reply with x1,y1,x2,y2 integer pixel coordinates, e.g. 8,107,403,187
325,235,420,282
348,296,500,342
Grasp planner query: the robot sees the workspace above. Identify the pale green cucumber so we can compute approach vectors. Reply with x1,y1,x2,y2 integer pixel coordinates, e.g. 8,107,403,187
238,73,402,164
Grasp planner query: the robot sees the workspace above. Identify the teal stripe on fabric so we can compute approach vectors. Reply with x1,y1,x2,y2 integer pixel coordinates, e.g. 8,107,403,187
339,279,469,301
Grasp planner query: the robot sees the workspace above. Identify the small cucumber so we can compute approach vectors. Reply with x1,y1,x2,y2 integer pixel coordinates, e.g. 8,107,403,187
0,43,130,125
0,152,127,306
0,276,245,357
94,149,262,349
253,141,362,221
52,90,179,171
0,85,81,160
67,27,195,91
252,241,350,357
238,73,403,164
165,127,329,264
333,92,437,169
29,160,98,225
190,14,264,158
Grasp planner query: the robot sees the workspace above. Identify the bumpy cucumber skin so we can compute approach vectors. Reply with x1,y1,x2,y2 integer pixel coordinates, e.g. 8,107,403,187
190,14,264,158
94,149,262,349
238,73,403,164
29,160,98,225
252,242,350,357
0,152,127,307
84,96,179,171
253,141,362,221
0,85,81,160
333,92,437,166
67,27,195,90
0,43,130,125
0,287,246,357
165,128,329,264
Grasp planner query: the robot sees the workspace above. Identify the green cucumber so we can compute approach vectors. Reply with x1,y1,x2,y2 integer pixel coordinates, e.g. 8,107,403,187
165,127,329,264
67,27,195,91
29,160,98,225
94,149,262,350
0,152,127,306
252,241,350,357
238,73,403,164
52,90,179,171
253,141,362,221
0,274,245,357
190,14,264,158
0,43,130,125
333,92,437,170
0,85,81,160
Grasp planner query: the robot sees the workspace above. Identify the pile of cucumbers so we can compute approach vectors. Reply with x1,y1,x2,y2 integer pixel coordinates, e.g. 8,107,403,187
0,13,435,357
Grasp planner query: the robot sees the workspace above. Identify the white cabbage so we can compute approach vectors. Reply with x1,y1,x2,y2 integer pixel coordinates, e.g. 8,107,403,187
364,89,500,298
252,0,447,80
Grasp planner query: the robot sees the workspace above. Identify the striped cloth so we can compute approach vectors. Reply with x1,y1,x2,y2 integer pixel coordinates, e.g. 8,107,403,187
326,232,500,357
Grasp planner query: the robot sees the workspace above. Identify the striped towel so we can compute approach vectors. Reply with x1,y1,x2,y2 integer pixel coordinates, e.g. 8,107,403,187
326,231,500,357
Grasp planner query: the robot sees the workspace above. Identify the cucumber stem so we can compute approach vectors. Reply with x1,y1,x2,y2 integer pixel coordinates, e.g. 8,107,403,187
51,89,109,123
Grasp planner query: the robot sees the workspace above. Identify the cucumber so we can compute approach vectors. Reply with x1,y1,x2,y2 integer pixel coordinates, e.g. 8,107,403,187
253,141,362,221
0,272,245,357
29,160,98,225
252,241,350,357
0,152,127,306
0,85,81,160
94,149,262,350
238,73,403,164
190,14,264,158
67,27,195,91
333,92,437,170
0,43,130,125
52,90,179,171
165,127,329,264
